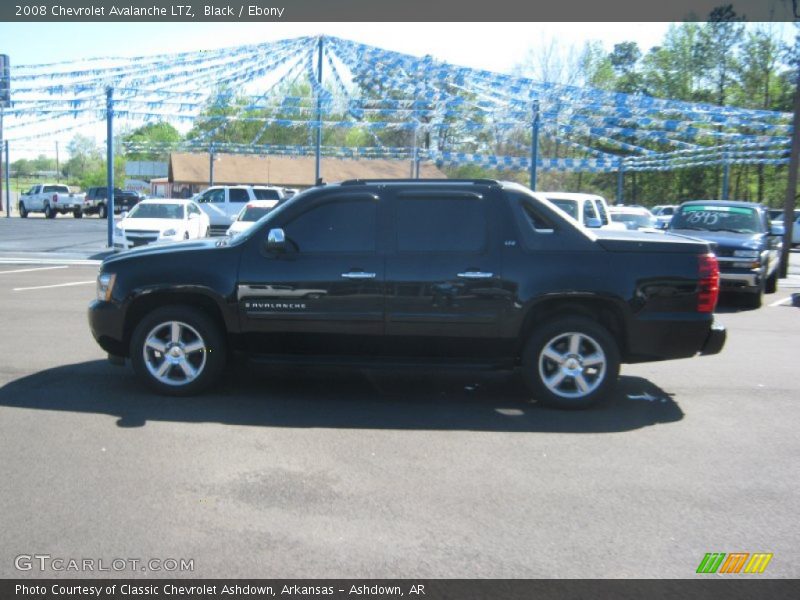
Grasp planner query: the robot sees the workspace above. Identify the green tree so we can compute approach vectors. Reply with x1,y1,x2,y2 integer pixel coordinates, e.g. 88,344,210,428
123,122,183,160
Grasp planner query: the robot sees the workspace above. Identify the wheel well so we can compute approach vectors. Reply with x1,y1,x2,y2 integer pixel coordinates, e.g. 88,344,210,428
518,297,628,358
122,292,227,354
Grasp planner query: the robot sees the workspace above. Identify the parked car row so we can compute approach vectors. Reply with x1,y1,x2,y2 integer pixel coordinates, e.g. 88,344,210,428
18,183,146,219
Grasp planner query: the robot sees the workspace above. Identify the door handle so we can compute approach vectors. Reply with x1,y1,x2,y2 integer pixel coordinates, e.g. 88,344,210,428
341,271,377,279
457,271,494,279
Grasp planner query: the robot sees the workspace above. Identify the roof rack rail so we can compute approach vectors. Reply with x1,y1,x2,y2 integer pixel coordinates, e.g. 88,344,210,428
339,178,500,186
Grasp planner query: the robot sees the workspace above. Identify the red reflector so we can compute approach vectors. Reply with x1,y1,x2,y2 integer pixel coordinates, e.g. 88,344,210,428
698,254,720,313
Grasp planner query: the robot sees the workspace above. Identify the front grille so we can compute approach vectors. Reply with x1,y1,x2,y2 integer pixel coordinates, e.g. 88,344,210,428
209,225,230,236
125,229,159,247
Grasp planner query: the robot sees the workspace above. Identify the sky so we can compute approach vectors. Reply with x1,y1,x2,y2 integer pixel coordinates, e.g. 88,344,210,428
0,21,795,159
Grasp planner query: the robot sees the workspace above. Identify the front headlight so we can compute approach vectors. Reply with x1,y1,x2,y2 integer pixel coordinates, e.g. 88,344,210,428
162,228,177,237
733,249,759,258
96,273,116,302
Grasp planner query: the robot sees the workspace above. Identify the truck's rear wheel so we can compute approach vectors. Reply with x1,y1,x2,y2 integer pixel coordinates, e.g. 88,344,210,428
98,204,107,219
73,209,82,219
521,317,620,409
130,305,226,396
18,202,28,218
44,204,55,219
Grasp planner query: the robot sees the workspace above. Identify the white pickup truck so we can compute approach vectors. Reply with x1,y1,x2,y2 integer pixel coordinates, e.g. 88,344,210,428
19,184,86,219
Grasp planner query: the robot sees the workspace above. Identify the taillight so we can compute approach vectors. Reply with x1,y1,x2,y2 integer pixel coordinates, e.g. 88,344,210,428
698,254,720,313
52,194,58,203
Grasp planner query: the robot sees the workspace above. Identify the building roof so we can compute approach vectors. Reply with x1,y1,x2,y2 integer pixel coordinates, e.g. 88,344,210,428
168,152,447,186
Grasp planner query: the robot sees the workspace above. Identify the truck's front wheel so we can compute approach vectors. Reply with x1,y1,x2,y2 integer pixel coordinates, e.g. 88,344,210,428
18,202,27,218
521,317,620,409
130,305,226,396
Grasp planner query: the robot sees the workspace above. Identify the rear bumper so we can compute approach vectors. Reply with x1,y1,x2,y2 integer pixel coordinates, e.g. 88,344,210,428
700,320,726,356
625,315,726,362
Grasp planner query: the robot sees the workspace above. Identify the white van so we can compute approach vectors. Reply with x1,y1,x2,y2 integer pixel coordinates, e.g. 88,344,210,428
193,185,286,234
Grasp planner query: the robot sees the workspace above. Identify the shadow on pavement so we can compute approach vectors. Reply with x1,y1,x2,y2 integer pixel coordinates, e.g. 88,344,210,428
0,360,683,433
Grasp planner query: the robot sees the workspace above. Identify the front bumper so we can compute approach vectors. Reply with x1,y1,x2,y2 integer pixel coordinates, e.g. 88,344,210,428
88,299,127,356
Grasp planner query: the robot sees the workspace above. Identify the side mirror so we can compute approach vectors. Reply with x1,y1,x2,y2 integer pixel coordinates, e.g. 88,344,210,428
585,217,602,229
769,223,785,236
120,211,128,219
266,228,287,253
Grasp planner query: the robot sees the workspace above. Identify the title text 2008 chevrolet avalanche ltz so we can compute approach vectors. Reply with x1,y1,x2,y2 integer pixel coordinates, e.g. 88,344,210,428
88,179,726,409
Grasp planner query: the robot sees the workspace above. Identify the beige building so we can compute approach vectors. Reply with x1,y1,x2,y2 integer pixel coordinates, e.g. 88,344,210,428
151,152,447,197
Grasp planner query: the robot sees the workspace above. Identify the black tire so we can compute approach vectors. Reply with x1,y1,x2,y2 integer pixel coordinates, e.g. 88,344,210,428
184,232,190,240
18,202,28,218
98,204,107,219
521,316,620,410
765,271,778,294
44,204,55,219
73,209,83,219
743,289,763,309
130,305,226,396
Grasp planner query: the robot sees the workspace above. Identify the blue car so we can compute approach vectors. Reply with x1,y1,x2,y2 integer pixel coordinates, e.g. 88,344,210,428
669,200,783,308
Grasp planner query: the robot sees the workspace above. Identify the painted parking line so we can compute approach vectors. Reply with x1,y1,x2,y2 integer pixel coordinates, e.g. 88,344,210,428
0,265,70,275
769,296,793,307
13,280,95,292
0,257,102,266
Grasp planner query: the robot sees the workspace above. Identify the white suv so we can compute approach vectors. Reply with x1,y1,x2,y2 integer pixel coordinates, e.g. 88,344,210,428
541,192,626,230
193,185,286,235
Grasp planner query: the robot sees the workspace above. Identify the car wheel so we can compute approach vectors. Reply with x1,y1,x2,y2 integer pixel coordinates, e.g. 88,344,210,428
184,232,189,240
44,204,54,219
521,317,620,410
98,204,107,219
18,202,28,218
130,305,226,396
73,209,82,219
765,271,778,294
743,288,763,309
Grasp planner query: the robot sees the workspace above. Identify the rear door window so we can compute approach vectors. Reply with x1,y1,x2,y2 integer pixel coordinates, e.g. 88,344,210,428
395,194,486,253
229,189,250,203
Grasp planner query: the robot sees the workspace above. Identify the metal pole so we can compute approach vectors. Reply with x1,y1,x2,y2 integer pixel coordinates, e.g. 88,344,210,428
411,127,418,178
209,142,214,186
0,108,4,214
616,165,624,205
314,36,323,185
721,158,730,200
4,140,9,218
106,87,114,248
55,141,59,181
529,100,540,191
779,73,800,279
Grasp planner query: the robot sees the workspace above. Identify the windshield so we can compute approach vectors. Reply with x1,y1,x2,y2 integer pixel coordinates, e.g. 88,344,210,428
241,205,277,222
670,205,761,233
253,188,282,200
128,203,184,220
548,199,579,220
611,212,656,229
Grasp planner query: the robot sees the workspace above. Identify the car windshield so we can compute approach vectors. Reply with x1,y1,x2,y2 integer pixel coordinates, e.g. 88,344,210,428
670,205,761,233
253,189,281,200
548,199,579,220
241,205,276,222
128,203,184,220
611,213,656,229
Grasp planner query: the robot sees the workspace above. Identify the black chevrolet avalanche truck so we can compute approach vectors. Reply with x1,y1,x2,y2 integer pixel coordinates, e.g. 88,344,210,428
89,179,726,409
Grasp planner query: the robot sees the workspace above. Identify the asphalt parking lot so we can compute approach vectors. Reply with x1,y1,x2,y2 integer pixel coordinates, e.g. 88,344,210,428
0,217,798,578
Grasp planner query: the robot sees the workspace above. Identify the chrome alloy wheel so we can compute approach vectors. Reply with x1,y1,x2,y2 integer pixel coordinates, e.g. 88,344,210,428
537,331,607,399
142,320,207,386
